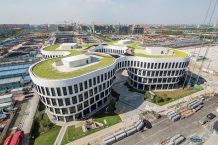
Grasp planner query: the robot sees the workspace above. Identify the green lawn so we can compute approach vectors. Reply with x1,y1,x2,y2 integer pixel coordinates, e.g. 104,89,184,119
127,42,144,50
146,86,202,106
30,102,61,145
32,56,115,79
135,49,188,58
33,126,61,145
61,100,121,145
43,43,61,51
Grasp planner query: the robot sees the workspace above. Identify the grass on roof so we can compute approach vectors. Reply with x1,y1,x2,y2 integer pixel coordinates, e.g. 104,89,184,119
32,55,115,79
43,43,61,51
127,42,144,50
134,49,188,58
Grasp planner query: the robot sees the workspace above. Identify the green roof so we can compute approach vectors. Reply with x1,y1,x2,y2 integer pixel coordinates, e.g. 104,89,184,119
134,49,188,58
33,43,188,79
32,56,114,79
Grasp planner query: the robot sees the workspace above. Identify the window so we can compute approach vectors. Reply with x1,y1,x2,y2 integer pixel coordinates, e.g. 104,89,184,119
97,76,100,83
84,100,89,108
89,89,93,96
78,94,83,102
46,98,50,105
74,84,78,93
72,96,77,104
77,103,83,111
62,108,68,114
51,88,56,96
94,87,98,94
69,106,76,113
84,81,88,89
101,74,104,82
95,94,100,101
79,83,83,91
65,98,71,106
55,108,60,114
99,85,102,92
93,77,96,85
68,86,73,94
41,87,45,95
62,87,67,96
51,99,57,106
90,97,94,104
45,87,50,96
58,99,63,106
56,88,61,96
84,91,88,99
89,79,92,87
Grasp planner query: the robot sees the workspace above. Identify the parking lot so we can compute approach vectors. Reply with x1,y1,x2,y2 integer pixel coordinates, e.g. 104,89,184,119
115,95,218,145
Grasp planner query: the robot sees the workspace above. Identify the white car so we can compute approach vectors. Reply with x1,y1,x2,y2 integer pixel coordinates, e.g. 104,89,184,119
216,108,218,113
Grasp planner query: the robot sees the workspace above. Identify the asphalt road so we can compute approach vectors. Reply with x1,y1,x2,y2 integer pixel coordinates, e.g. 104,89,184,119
115,95,218,145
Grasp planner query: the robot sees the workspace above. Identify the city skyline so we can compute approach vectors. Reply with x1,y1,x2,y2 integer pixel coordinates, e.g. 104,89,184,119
0,0,218,25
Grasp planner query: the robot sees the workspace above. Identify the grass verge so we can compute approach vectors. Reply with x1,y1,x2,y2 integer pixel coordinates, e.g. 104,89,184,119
61,99,121,145
30,102,61,145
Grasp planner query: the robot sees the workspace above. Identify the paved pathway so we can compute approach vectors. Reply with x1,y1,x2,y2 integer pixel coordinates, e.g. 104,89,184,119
54,125,67,145
21,93,40,145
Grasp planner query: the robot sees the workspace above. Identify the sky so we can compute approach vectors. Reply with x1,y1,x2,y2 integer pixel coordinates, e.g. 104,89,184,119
0,0,218,25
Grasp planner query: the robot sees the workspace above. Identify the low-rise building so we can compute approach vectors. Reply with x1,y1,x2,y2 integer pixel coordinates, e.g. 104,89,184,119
0,94,14,111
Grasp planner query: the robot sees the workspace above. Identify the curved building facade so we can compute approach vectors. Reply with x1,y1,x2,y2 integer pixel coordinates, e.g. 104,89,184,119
29,43,190,122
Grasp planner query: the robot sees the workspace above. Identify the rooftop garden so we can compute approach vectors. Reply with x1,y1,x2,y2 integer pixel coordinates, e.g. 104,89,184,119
32,55,115,79
134,49,189,58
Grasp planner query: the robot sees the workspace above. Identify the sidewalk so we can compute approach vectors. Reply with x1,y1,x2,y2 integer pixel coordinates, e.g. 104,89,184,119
54,125,67,145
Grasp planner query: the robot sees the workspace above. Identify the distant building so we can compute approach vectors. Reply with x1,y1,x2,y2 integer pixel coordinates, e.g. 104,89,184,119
58,25,74,31
0,94,14,111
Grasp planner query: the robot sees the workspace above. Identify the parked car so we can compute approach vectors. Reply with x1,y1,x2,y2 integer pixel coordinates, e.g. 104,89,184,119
199,116,208,125
216,108,218,113
207,113,216,120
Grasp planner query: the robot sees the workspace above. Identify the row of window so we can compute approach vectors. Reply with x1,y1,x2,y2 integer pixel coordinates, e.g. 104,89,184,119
128,79,175,91
35,70,115,97
45,95,109,117
96,48,125,54
115,60,189,70
128,72,179,84
51,96,109,122
128,68,184,78
40,86,111,108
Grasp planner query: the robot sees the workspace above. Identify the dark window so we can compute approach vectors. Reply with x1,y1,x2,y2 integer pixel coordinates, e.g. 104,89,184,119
97,76,100,83
62,108,68,114
51,88,56,96
79,83,83,91
84,81,88,89
90,97,94,104
84,100,89,108
72,96,77,104
94,87,98,94
93,77,96,85
89,79,92,87
69,106,76,113
78,94,83,102
74,84,78,93
101,74,104,82
46,98,50,105
55,108,60,114
56,88,61,96
84,91,88,99
68,86,73,94
62,87,67,96
65,98,71,106
89,89,93,96
77,103,83,111
95,94,100,101
45,87,50,96
51,99,57,106
41,87,45,95
58,99,63,106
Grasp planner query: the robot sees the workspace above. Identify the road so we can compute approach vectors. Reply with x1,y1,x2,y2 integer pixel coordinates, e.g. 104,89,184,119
115,95,218,145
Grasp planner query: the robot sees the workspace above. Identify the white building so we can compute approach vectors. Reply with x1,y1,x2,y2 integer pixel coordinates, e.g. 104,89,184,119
59,43,78,50
117,40,133,45
29,43,190,122
62,54,91,68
